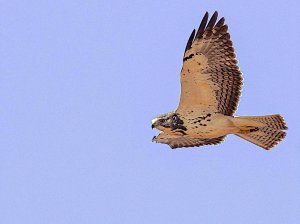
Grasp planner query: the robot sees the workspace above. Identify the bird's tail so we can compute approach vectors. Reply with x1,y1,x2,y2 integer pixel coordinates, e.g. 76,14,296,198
234,114,287,150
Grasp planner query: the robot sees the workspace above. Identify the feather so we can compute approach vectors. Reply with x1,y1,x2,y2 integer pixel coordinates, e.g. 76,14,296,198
206,11,218,31
184,29,195,53
195,12,209,39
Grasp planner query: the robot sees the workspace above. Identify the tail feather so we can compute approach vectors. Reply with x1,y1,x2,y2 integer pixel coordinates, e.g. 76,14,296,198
240,114,287,130
235,114,287,150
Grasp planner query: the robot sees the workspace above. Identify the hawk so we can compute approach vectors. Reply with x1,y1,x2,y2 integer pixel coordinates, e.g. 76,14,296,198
151,11,287,150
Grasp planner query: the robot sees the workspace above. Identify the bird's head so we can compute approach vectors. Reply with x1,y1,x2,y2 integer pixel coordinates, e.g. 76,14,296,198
151,112,185,132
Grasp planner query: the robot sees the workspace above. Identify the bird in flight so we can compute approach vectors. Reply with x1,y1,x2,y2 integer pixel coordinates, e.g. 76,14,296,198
151,11,287,150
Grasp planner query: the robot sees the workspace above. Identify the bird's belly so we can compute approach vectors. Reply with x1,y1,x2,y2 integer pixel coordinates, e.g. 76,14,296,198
185,114,239,138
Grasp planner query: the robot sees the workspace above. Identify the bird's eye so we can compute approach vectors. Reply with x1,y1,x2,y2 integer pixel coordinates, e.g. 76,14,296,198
160,119,165,123
172,115,177,120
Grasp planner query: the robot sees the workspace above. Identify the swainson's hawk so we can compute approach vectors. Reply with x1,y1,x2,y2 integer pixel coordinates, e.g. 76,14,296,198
152,11,287,150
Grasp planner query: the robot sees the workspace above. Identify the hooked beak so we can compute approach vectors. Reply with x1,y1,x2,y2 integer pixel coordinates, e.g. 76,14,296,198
151,118,159,129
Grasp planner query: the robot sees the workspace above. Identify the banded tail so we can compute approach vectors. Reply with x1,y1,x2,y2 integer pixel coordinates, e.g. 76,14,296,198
235,114,287,150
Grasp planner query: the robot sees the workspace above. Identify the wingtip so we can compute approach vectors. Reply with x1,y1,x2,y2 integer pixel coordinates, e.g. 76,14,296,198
207,11,219,29
204,11,209,19
169,145,177,149
184,29,196,53
195,12,209,39
213,11,218,17
191,29,196,36
214,17,225,29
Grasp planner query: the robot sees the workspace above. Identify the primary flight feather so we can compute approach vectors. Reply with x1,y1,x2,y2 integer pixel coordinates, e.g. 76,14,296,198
151,11,287,150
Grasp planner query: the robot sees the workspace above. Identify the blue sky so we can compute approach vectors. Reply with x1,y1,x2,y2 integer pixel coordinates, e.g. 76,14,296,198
1,0,300,223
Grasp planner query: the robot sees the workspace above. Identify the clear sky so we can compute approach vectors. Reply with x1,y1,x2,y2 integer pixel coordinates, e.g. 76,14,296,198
1,0,300,223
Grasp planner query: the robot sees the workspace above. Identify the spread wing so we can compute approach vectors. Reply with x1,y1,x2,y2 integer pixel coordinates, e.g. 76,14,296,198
153,132,225,149
177,11,242,116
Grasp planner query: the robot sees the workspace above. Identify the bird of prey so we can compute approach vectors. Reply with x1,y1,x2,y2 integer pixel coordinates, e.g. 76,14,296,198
151,11,287,150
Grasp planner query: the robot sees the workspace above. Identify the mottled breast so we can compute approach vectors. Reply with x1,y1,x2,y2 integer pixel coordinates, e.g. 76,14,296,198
182,113,215,137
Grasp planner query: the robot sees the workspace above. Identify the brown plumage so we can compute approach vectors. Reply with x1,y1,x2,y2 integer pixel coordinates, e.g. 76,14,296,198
179,11,242,116
153,133,225,149
151,11,287,150
236,115,287,150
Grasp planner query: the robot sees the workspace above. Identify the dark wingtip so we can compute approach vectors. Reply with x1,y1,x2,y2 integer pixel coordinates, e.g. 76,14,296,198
215,17,225,28
169,145,177,149
213,11,218,18
206,11,218,30
184,11,224,54
195,12,209,39
184,29,196,53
